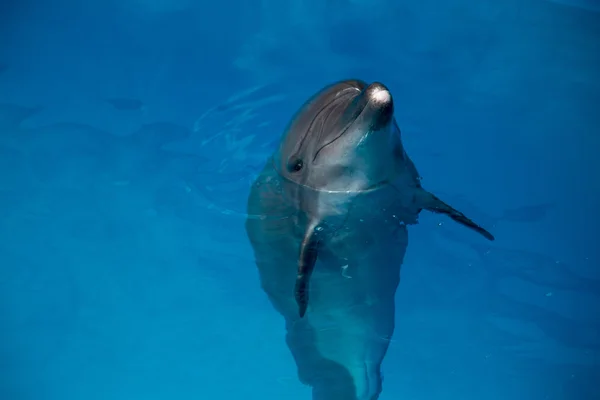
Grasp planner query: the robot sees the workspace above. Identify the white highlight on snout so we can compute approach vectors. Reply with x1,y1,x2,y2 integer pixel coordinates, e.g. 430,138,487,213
370,88,391,103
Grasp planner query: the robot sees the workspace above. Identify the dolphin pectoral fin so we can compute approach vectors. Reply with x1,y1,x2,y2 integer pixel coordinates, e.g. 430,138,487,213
295,221,321,318
418,189,495,241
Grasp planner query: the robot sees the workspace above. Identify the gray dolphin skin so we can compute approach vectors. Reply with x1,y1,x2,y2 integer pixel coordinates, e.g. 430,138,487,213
245,79,494,400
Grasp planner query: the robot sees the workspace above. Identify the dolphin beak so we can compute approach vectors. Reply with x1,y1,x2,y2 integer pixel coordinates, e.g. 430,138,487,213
350,82,394,131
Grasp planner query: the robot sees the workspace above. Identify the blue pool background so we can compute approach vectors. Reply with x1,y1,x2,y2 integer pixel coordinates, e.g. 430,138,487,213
0,0,599,399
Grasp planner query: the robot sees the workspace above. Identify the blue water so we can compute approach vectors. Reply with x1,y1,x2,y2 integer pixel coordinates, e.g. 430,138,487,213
0,1,599,399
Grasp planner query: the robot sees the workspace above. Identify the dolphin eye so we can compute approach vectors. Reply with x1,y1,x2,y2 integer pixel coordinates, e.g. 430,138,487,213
288,158,304,173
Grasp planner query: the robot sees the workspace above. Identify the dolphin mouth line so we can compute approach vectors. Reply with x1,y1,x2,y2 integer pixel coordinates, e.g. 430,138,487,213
312,88,362,163
312,119,354,163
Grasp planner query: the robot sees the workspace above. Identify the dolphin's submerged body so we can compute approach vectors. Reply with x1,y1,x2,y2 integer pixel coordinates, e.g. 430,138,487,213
245,80,494,400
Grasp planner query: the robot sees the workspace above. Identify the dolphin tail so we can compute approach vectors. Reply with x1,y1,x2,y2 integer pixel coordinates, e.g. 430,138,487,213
295,219,322,318
417,188,495,241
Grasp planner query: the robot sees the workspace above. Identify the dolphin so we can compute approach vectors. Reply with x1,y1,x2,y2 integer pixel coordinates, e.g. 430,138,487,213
245,79,494,400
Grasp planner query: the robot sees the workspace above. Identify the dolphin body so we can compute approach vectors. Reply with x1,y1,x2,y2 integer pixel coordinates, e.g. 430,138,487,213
245,80,494,400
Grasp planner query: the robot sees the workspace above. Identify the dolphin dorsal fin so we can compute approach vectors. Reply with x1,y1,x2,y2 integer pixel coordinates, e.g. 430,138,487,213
294,219,322,317
417,188,495,241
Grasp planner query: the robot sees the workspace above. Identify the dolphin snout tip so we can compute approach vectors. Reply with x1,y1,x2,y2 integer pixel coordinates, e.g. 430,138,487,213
369,87,391,105
366,82,392,105
363,82,394,127
370,88,391,105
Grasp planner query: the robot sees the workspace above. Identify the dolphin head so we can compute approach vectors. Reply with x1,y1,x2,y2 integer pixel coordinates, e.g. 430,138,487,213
274,80,405,193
